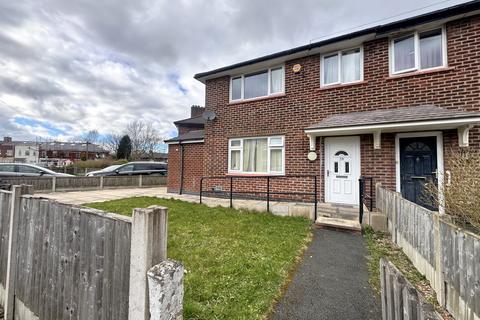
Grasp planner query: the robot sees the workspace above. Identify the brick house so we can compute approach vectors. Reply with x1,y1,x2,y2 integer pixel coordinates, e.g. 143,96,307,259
167,1,480,216
166,106,205,193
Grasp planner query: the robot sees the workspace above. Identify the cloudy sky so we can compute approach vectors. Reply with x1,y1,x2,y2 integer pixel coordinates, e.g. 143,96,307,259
0,0,470,143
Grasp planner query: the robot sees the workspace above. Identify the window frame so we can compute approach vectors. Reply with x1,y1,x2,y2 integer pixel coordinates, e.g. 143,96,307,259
389,26,447,75
228,136,285,175
320,46,364,87
229,65,285,102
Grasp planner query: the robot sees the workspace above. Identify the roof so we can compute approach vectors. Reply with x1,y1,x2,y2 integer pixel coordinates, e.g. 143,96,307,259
305,106,480,131
38,142,108,153
174,116,205,126
195,0,480,82
165,130,205,143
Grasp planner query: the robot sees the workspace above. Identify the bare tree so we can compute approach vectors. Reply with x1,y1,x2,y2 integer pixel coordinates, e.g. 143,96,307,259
84,130,100,143
102,133,122,154
125,120,163,160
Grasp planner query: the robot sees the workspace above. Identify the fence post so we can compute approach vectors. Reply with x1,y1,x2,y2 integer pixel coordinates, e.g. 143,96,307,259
147,260,184,320
100,176,104,189
139,175,143,187
433,213,445,306
266,176,270,213
52,176,56,192
229,176,233,208
4,185,33,320
128,205,168,320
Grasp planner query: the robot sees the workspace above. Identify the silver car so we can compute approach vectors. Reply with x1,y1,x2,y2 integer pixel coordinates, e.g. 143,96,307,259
0,163,74,177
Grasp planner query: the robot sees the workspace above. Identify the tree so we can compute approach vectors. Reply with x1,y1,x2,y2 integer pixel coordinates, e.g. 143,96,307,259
84,130,100,144
125,120,162,159
102,133,122,155
117,135,132,160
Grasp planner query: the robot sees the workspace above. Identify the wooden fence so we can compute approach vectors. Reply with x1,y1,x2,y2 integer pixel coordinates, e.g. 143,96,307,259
376,185,480,320
380,258,441,320
0,175,166,193
0,186,182,320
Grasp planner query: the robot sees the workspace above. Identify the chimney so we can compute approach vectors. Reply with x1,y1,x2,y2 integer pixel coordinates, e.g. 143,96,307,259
3,137,12,143
190,105,205,118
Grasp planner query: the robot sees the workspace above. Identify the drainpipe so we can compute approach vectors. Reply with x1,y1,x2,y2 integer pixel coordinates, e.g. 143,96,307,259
179,141,184,195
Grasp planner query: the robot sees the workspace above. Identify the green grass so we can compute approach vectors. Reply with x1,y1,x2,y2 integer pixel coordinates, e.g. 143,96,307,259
85,197,311,320
363,227,438,305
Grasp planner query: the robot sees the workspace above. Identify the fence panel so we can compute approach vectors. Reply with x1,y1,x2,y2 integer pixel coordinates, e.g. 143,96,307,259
380,258,441,320
55,176,102,191
13,197,132,320
103,176,139,188
0,178,52,192
141,175,167,187
440,219,480,320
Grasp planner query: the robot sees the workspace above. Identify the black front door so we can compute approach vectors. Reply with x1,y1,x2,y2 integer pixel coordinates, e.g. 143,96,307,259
399,136,437,210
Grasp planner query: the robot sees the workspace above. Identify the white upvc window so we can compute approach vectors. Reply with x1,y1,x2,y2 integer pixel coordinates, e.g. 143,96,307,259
321,47,363,87
228,136,285,174
390,27,447,74
230,66,285,102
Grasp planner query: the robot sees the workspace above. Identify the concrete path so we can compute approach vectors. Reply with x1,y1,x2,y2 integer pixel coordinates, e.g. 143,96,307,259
270,228,381,320
38,187,169,205
37,188,316,219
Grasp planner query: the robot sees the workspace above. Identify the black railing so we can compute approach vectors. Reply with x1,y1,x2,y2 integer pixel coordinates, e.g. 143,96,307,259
359,176,374,224
200,175,318,221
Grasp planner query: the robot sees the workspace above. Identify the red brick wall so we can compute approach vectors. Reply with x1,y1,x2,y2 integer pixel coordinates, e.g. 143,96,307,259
196,15,480,202
167,143,205,194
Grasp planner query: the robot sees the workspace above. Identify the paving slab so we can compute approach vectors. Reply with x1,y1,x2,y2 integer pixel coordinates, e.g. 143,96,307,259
270,228,381,320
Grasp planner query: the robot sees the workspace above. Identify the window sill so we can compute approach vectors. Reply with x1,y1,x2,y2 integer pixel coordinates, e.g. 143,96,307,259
386,67,455,80
318,81,368,91
226,173,285,177
228,93,286,105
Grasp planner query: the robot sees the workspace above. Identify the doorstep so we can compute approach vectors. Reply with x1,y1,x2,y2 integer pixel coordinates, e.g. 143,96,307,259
315,216,362,232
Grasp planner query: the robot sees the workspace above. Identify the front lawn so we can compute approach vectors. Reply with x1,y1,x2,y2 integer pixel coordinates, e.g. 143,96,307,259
85,197,311,320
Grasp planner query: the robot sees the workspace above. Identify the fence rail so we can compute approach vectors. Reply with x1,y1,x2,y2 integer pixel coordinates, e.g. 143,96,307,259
199,175,318,220
376,184,480,320
0,175,166,193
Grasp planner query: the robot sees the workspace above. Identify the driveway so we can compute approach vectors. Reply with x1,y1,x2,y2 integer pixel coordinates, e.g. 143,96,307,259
270,228,381,320
38,187,168,205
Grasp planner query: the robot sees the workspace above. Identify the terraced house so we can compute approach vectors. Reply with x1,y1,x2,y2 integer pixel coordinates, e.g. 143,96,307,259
166,1,480,221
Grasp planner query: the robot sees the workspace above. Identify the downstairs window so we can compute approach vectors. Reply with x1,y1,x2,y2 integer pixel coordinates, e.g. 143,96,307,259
228,136,284,174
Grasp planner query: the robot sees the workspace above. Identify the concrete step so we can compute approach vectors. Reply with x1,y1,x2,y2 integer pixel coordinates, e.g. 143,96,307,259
317,204,359,213
315,217,362,232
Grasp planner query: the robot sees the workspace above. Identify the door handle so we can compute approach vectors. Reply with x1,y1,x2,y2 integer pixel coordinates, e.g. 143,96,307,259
327,170,330,177
411,176,427,180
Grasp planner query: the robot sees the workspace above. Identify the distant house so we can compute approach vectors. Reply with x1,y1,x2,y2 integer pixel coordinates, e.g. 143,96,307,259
0,137,110,165
38,141,109,166
0,137,14,162
14,141,39,164
165,105,205,193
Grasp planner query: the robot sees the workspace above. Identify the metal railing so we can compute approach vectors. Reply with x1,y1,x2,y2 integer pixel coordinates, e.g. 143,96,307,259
199,175,318,221
359,176,373,224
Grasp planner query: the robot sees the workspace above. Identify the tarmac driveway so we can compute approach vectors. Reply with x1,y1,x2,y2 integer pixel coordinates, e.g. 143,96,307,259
270,228,381,320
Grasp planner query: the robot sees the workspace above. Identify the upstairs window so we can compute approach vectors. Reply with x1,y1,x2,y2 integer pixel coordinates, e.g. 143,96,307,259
228,136,284,174
391,28,445,74
230,66,284,102
321,47,362,86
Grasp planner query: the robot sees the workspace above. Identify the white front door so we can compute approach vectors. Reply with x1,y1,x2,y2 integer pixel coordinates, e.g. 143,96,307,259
325,136,360,205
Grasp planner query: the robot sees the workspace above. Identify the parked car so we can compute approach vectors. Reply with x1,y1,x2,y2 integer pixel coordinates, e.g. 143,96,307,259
86,162,167,177
0,163,74,177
